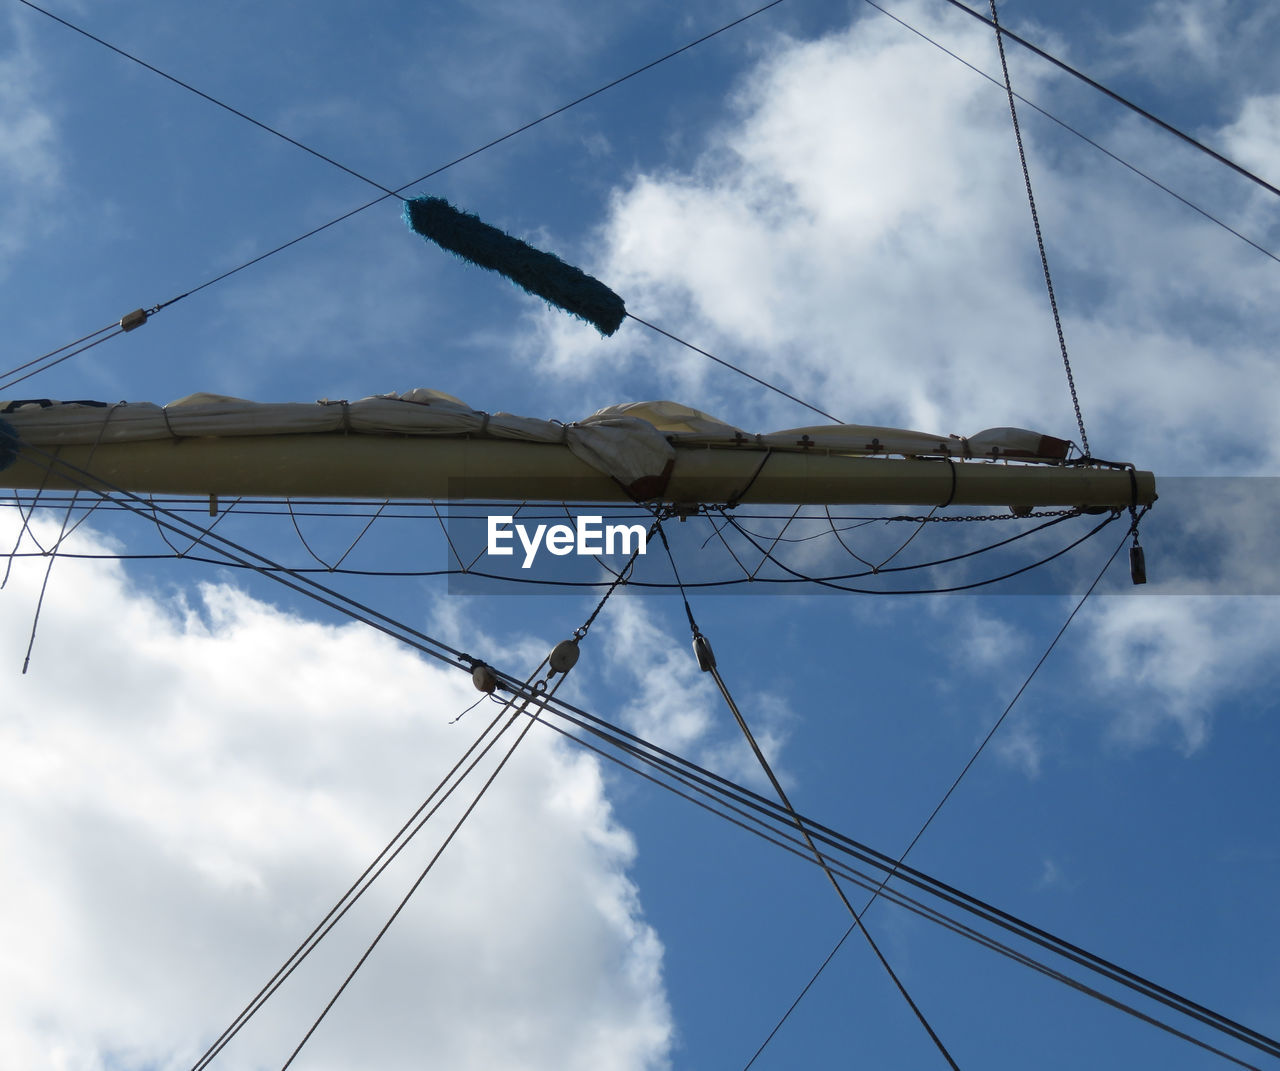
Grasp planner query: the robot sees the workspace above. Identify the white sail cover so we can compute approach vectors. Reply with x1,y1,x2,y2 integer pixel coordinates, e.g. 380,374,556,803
0,391,1070,496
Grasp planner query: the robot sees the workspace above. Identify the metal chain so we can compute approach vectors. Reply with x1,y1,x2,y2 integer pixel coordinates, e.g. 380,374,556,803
703,504,1083,524
989,0,1091,457
884,507,1084,524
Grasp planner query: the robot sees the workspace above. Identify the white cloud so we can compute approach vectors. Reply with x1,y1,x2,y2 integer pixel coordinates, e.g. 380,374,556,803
0,516,672,1070
1106,0,1231,75
507,3,1280,772
520,1,1280,476
1078,595,1280,753
1221,93,1280,185
993,718,1043,779
598,597,794,791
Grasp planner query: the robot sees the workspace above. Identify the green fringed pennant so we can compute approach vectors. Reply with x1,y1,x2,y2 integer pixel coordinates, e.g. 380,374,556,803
404,196,626,337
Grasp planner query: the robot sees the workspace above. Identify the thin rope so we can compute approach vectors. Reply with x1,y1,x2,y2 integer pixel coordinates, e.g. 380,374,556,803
277,677,563,1070
742,521,1142,1067
189,694,523,1071
945,0,1280,201
12,446,1272,1062
627,313,843,424
9,0,795,389
988,0,1089,456
656,524,961,1070
858,0,1280,267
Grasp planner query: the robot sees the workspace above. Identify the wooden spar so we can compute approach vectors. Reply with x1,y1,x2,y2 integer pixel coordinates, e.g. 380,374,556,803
1,434,1157,508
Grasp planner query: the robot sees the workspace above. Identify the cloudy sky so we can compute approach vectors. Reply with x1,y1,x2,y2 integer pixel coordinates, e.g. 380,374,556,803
2,0,1279,1068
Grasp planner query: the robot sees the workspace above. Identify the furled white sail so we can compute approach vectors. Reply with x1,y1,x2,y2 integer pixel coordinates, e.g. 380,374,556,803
0,391,1150,508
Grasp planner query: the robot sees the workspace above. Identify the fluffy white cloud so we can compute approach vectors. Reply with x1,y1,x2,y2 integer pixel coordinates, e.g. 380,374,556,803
513,1,1280,768
597,597,794,792
523,1,1280,474
1221,92,1280,183
1105,0,1231,75
0,516,672,1070
1078,595,1280,753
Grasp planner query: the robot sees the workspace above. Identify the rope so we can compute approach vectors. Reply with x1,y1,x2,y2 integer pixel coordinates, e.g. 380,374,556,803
656,523,962,1070
12,447,1272,1065
277,674,567,1070
947,0,1280,201
627,313,843,424
743,522,1141,1062
988,0,1089,456
189,691,524,1070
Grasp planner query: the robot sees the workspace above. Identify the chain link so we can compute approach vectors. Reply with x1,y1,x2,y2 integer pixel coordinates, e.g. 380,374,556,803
886,507,1085,524
989,0,1091,457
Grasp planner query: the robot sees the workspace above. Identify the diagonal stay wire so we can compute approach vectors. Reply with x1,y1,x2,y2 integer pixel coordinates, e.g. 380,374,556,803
859,0,1280,267
190,689,526,1071
332,498,390,570
625,313,844,424
518,655,1280,1062
18,0,788,203
278,545,638,1069
523,647,1280,1062
525,710,1261,1070
0,319,120,383
278,672,569,1071
13,1,839,426
656,523,962,1069
16,0,397,194
14,0,795,342
941,0,1280,201
0,328,126,394
743,521,1141,1068
747,504,802,579
11,445,1274,1060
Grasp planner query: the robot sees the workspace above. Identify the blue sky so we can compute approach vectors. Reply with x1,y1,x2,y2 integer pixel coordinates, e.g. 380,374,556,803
2,1,1279,1068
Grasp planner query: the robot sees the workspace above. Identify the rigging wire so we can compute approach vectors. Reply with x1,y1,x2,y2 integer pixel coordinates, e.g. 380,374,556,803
0,501,1110,594
741,518,1141,1067
194,524,645,1069
14,0,1279,406
520,680,1280,1063
496,658,1280,1064
271,539,641,1068
9,0,808,410
278,673,570,1071
713,505,1117,594
988,0,1089,457
0,318,121,384
624,313,844,424
859,0,1280,267
13,445,478,673
10,445,1275,1064
657,522,962,1069
4,4,1255,1063
15,0,396,195
0,327,128,394
16,0,787,205
942,0,1280,201
526,712,1263,1071
189,694,521,1071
